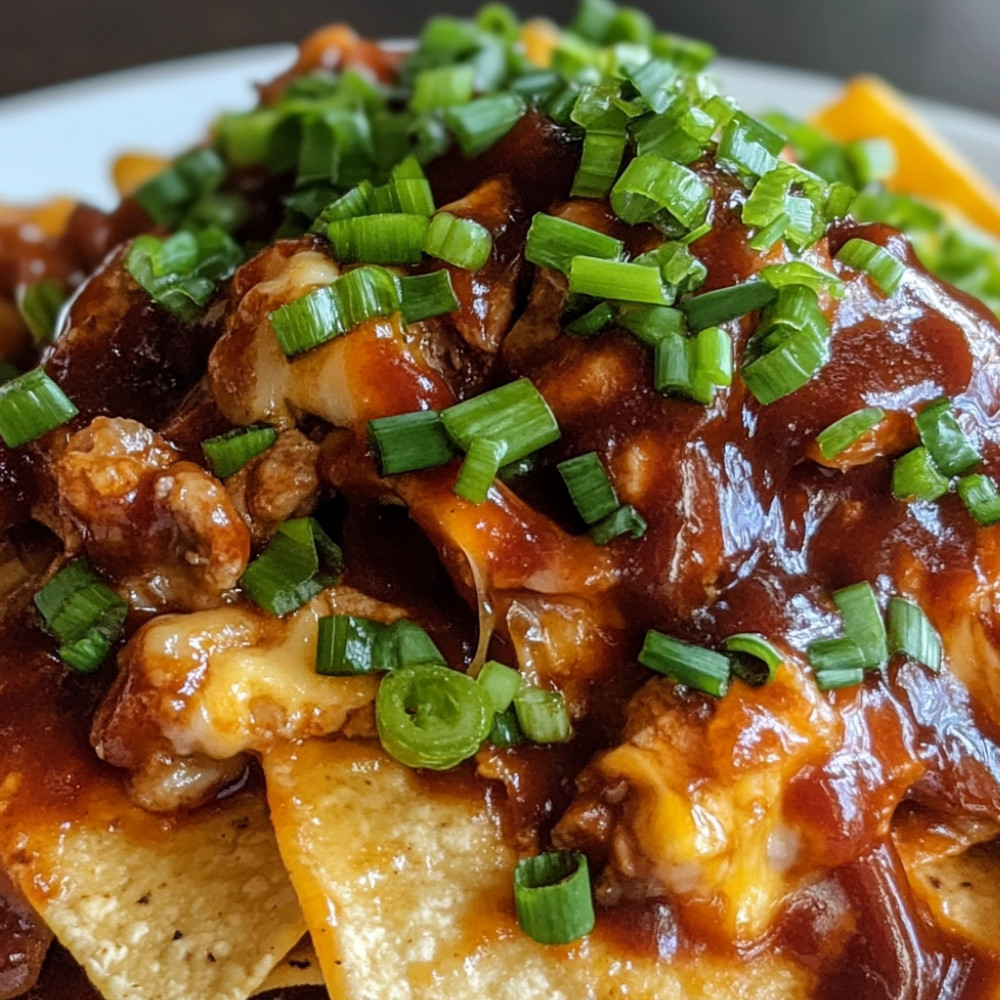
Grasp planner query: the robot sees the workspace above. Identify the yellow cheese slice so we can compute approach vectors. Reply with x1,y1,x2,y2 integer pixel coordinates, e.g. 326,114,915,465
813,75,1000,238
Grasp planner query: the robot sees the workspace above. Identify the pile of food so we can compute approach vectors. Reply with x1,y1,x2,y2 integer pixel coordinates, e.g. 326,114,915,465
2,3,1000,997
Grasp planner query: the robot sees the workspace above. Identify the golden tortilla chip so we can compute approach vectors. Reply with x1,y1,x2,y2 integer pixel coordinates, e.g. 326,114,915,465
254,936,325,992
0,783,305,1000
263,738,814,1000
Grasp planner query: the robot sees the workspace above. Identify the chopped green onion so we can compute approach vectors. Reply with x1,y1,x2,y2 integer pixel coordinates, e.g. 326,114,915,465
17,280,66,345
269,285,345,357
716,112,785,179
125,227,242,323
693,325,733,389
588,503,647,544
315,614,387,675
808,636,866,676
423,212,493,270
639,630,730,697
376,662,493,770
326,214,429,265
565,301,616,336
376,618,447,671
216,109,283,168
892,446,950,502
957,472,1000,526
477,659,523,713
441,378,560,467
0,367,78,448
569,257,669,305
368,410,456,475
409,64,475,112
740,285,830,405
135,148,226,227
570,0,617,41
722,633,782,686
557,451,619,525
396,271,460,323
444,93,527,157
915,398,981,477
616,303,685,345
816,407,886,459
513,687,572,743
489,705,524,746
571,130,627,199
201,424,277,479
845,138,896,186
525,214,623,275
311,182,376,229
679,280,777,332
814,664,866,691
240,517,343,616
454,437,506,503
760,261,845,298
887,597,942,672
653,333,695,398
634,241,707,292
836,238,906,295
610,154,711,230
514,851,595,945
741,326,828,406
34,558,128,672
832,581,887,669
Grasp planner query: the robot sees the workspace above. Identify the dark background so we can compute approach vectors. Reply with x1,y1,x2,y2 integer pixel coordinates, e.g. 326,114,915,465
1,0,999,116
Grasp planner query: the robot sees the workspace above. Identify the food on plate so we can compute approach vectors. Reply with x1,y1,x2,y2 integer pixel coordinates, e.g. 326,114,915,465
2,2,1000,997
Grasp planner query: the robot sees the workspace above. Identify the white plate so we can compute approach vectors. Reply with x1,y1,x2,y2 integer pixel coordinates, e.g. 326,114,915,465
2,45,1000,208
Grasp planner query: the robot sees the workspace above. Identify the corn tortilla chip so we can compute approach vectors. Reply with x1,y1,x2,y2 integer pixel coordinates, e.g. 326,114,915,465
0,784,305,1000
262,738,814,1000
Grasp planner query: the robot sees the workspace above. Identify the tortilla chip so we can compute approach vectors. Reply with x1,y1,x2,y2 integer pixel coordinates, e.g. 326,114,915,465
0,784,305,1000
254,936,325,991
263,738,814,1000
910,839,1000,954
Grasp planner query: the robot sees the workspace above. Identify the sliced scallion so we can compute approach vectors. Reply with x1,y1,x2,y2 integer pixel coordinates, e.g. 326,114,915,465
201,424,277,479
569,257,669,305
892,447,950,502
34,558,128,673
0,367,78,448
836,238,906,296
368,410,456,476
588,503,647,544
722,633,782,686
376,662,493,769
816,407,886,460
397,270,459,323
557,451,619,525
17,280,66,345
240,517,343,616
423,212,493,270
957,472,1000,526
915,398,981,477
679,280,777,332
887,597,942,672
441,378,560,467
454,437,506,503
477,659,523,714
832,581,887,669
610,153,711,230
514,851,595,946
638,630,730,697
525,214,623,275
444,93,527,157
513,687,572,743
326,214,430,265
